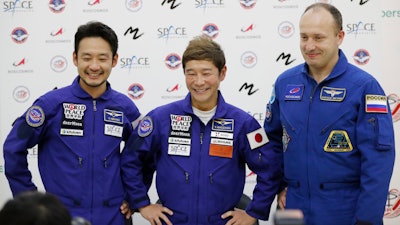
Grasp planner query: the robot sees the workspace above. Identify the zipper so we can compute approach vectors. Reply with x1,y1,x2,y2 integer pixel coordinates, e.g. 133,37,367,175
90,99,97,220
78,157,83,167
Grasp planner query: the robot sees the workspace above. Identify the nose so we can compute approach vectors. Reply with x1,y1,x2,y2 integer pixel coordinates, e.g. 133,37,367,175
193,75,205,85
303,40,316,51
89,59,100,70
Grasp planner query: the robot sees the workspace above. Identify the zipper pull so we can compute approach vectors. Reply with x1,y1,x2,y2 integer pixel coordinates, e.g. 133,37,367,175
93,100,97,111
209,173,213,184
185,171,189,183
103,158,108,168
78,157,83,167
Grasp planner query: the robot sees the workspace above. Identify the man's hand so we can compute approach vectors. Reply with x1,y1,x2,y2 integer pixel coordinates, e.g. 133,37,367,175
120,201,134,219
221,208,257,225
139,204,174,225
277,188,287,209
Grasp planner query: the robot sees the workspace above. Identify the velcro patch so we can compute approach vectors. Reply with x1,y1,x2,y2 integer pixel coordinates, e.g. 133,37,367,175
25,106,45,127
138,116,153,137
246,127,269,150
365,95,388,113
324,130,353,152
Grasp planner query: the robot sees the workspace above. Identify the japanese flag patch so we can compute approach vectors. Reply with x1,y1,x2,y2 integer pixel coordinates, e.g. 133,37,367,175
246,127,269,150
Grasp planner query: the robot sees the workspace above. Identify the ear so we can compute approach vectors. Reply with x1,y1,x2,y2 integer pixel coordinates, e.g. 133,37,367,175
112,53,119,67
337,30,345,45
219,65,227,81
72,52,78,66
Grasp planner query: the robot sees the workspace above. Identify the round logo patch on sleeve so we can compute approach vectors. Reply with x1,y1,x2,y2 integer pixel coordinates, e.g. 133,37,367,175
138,116,153,137
25,105,45,127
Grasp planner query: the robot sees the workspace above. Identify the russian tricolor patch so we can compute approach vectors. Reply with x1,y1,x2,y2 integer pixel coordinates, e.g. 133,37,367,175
365,94,388,113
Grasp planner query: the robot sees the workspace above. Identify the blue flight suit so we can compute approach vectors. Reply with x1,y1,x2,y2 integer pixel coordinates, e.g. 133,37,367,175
123,91,283,225
3,76,142,225
264,50,395,225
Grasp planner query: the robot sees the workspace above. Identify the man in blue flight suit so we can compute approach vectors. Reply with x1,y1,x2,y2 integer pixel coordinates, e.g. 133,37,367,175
3,21,142,225
263,3,395,225
122,35,283,225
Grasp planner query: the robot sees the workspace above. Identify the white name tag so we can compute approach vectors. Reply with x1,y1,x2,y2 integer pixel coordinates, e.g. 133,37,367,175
104,124,123,137
168,144,191,156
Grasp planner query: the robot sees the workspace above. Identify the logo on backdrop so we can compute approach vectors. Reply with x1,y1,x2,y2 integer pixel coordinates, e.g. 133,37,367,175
50,55,68,72
195,0,225,9
202,23,219,39
13,86,30,103
239,83,259,96
272,0,299,9
9,58,34,74
167,84,181,93
240,51,257,68
353,49,370,65
388,93,400,122
2,0,34,13
125,0,143,12
124,27,144,40
88,0,101,5
165,53,182,70
278,21,295,38
162,0,182,9
247,111,266,123
350,0,370,6
83,0,108,13
157,25,188,40
382,9,400,18
120,55,151,72
236,23,262,39
11,27,28,44
346,21,376,37
128,83,145,100
13,58,27,67
162,84,186,100
276,52,296,65
46,27,71,44
385,189,400,218
239,0,257,10
28,146,38,158
48,0,66,13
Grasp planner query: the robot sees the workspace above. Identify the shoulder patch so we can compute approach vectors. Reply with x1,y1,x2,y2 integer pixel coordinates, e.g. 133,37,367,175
365,95,388,113
138,116,153,137
25,106,45,127
247,127,269,150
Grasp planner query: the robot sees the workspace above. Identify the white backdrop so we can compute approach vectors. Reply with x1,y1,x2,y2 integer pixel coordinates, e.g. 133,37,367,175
1,0,400,224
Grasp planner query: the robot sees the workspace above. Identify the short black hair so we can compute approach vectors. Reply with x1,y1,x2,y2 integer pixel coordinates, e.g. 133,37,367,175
0,191,71,225
74,21,118,57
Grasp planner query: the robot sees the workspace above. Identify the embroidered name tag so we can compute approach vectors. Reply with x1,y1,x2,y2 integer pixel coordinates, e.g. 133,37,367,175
320,86,346,102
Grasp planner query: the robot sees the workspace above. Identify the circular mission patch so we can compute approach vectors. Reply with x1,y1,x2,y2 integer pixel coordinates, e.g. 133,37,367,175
25,106,45,127
138,116,153,137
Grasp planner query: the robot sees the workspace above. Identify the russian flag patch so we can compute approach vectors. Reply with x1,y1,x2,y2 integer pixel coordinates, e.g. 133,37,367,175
365,94,388,113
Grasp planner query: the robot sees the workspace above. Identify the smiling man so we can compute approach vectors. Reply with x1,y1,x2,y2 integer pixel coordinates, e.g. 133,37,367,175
3,21,142,225
263,3,395,225
122,35,283,225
